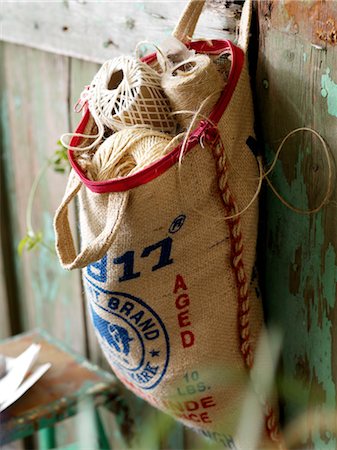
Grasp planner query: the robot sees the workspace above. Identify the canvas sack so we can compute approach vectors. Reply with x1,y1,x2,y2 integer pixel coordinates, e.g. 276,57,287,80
54,1,283,448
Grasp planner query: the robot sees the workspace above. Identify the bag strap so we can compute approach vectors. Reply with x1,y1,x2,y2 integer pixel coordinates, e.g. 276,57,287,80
54,171,128,270
173,0,252,52
173,0,206,43
237,0,253,52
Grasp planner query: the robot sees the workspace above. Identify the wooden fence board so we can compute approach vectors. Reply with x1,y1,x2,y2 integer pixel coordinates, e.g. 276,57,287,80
1,0,238,63
256,1,337,448
1,42,86,355
0,72,15,337
0,245,11,339
1,42,31,334
69,58,103,366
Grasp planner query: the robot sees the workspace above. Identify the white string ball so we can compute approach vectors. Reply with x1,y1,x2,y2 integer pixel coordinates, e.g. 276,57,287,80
88,55,177,135
87,128,173,181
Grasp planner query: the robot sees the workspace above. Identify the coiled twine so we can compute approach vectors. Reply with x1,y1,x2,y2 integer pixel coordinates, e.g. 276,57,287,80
88,128,173,181
162,54,225,129
88,55,176,135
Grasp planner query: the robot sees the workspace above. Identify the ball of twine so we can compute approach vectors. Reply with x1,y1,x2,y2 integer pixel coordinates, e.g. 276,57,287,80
161,54,225,129
88,128,173,181
88,55,176,135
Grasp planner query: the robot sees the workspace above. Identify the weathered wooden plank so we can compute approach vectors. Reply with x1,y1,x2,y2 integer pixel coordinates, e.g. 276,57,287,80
1,42,86,355
256,1,337,449
0,101,14,338
0,41,29,336
1,45,91,447
69,57,104,367
0,330,118,446
1,0,239,63
0,244,11,339
69,59,100,366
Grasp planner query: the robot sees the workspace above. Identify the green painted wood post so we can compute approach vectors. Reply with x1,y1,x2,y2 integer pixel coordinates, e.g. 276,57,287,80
256,1,337,449
39,427,57,450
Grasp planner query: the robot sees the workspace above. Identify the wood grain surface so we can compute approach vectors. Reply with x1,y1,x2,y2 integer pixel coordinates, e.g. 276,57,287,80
1,0,240,63
1,44,87,355
256,1,337,449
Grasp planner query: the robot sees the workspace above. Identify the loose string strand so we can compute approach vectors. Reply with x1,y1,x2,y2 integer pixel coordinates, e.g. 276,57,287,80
135,40,170,73
60,114,105,152
173,97,262,222
263,127,334,215
173,107,334,220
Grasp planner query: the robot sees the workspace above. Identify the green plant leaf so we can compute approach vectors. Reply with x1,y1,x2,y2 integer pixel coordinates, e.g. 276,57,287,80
19,139,69,258
50,141,69,173
18,231,43,255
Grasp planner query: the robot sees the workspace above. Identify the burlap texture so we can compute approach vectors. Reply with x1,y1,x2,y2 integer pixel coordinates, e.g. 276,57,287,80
54,1,283,447
55,56,280,448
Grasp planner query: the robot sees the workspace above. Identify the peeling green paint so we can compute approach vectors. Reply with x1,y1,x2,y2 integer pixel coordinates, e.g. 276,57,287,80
265,144,337,449
322,244,337,309
321,69,337,118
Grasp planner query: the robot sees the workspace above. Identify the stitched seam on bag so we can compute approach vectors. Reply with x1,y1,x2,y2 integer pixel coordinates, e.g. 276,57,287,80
212,139,282,447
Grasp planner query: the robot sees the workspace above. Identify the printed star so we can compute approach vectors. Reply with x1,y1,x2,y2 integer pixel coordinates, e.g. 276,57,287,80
150,350,160,357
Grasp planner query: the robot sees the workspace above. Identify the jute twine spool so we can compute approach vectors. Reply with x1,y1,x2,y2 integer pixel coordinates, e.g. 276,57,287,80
88,55,176,135
161,54,225,129
88,128,173,181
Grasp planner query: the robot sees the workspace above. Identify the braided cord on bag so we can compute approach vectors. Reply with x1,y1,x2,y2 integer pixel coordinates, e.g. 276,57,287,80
209,135,283,447
211,139,254,369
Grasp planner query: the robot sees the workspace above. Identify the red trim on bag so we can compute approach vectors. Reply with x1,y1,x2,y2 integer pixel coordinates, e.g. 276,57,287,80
68,40,245,193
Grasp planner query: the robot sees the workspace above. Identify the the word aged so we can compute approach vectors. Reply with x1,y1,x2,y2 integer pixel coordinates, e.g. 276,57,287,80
173,274,195,348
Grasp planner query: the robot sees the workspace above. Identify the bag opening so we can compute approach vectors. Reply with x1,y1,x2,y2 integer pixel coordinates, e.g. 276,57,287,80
68,39,244,194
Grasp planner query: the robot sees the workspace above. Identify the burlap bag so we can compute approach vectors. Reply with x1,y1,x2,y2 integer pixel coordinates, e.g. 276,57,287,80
54,1,283,448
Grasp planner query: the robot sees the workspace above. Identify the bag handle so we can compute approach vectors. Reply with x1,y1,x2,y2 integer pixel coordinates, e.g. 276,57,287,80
173,0,252,52
54,171,129,270
237,0,253,52
173,0,206,43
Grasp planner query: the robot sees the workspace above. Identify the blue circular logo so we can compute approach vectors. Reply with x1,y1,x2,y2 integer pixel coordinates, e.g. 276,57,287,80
85,277,170,390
